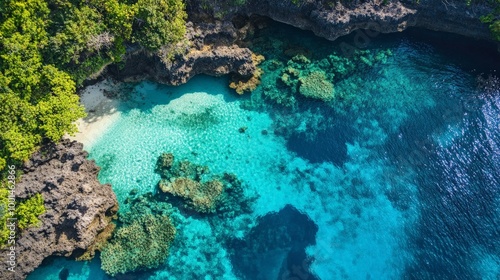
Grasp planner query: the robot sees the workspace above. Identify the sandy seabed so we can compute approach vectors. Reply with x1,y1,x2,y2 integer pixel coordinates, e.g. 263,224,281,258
67,80,122,149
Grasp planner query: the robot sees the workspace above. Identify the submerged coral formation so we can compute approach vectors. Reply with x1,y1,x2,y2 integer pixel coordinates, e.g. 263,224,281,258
159,177,224,213
253,46,392,108
101,214,176,276
99,152,257,277
156,153,255,215
299,71,334,101
100,194,176,276
229,54,265,94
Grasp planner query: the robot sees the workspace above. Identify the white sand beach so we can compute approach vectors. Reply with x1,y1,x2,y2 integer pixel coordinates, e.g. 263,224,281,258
67,80,122,149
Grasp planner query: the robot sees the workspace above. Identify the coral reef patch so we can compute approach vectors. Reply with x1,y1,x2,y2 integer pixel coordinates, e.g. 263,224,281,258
156,153,256,215
100,194,176,276
255,49,392,108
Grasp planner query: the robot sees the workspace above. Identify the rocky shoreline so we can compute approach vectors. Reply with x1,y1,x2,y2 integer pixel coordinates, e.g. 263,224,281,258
9,0,498,278
102,0,496,88
236,0,494,41
1,140,118,279
105,21,256,86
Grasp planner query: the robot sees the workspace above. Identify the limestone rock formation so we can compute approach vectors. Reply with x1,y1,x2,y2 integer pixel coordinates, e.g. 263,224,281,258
107,21,256,85
0,139,118,279
190,0,494,41
102,0,496,89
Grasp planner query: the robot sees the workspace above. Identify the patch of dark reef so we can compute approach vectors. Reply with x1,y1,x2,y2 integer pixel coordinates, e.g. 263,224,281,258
58,268,69,280
228,204,319,280
155,152,257,216
285,117,354,166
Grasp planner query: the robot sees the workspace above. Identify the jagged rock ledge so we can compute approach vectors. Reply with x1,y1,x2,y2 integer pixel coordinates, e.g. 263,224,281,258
1,139,118,280
103,0,496,87
190,0,494,42
107,21,256,85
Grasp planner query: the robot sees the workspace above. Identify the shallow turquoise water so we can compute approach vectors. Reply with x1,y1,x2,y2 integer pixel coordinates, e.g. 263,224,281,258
29,25,499,280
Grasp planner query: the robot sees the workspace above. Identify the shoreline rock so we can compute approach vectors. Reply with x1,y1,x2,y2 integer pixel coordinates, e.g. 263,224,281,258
106,21,256,86
189,0,494,42
1,139,118,279
101,0,496,88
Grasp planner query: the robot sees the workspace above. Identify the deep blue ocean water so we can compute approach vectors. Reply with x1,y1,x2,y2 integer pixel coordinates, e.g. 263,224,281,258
28,24,499,280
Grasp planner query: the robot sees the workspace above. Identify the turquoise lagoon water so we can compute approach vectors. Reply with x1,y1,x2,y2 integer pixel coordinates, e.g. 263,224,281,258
29,25,499,280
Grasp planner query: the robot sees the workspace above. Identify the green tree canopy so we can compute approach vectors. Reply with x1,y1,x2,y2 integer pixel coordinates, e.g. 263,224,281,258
132,0,187,50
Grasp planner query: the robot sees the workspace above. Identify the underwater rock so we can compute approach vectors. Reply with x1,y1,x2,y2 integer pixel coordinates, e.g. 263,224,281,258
2,139,118,280
156,153,256,215
58,268,69,280
229,204,319,280
100,192,176,276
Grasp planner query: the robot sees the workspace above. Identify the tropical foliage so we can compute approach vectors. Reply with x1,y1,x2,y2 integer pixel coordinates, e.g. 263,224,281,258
479,0,500,41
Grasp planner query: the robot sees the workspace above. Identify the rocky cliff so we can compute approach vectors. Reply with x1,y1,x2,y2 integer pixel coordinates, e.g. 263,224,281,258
104,0,495,87
0,139,118,279
107,21,256,85
190,0,494,41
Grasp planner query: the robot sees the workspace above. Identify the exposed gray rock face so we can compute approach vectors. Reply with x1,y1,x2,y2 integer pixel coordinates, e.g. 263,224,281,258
404,0,493,40
0,139,118,280
108,21,256,85
242,0,418,40
107,0,495,86
189,0,494,41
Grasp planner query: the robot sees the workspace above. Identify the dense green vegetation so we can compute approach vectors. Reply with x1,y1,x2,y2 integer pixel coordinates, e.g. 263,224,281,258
0,172,46,247
0,0,187,247
479,0,500,40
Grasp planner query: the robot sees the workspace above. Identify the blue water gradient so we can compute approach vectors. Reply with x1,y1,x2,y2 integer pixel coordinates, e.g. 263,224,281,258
28,26,499,280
